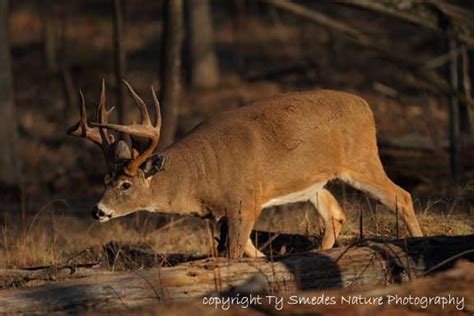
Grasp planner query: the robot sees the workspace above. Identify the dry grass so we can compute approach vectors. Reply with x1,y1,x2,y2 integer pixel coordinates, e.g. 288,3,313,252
0,211,208,269
339,200,474,244
0,196,472,270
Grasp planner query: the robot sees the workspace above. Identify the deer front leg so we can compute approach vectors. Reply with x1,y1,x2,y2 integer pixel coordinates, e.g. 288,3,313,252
228,216,256,259
245,238,266,257
227,204,261,259
217,217,265,258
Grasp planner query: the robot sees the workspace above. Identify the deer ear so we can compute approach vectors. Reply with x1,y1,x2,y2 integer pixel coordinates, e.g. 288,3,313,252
132,148,139,159
114,140,132,161
142,154,165,178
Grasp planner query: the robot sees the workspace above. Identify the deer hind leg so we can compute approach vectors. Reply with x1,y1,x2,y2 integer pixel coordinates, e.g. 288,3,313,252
309,188,346,249
340,159,423,237
245,239,265,257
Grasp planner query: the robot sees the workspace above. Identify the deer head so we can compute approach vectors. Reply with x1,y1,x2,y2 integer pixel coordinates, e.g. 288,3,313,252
68,80,165,222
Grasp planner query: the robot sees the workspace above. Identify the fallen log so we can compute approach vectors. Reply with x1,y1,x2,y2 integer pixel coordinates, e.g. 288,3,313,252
0,235,472,314
0,264,110,289
264,261,474,315
121,261,474,315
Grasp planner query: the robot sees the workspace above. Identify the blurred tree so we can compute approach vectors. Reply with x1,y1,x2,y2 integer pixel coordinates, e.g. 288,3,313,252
185,0,220,89
40,0,59,73
38,1,76,122
231,0,246,76
159,0,184,149
113,0,126,124
448,39,462,181
0,1,19,186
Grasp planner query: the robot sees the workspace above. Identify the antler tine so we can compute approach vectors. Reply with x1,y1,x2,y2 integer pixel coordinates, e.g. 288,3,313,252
97,78,106,122
150,85,162,129
123,80,151,126
91,83,161,176
79,90,87,128
98,79,116,124
97,79,116,144
67,90,102,145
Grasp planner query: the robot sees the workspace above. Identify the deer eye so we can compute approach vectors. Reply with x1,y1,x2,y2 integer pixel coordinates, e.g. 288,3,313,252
120,182,132,190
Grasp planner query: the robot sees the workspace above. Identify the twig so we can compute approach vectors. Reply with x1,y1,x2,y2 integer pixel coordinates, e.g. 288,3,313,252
155,217,187,233
423,249,474,276
259,233,280,252
263,0,370,44
395,196,399,239
365,196,379,236
424,47,463,69
403,238,413,281
315,238,366,290
133,271,162,303
336,0,474,45
206,220,221,292
346,254,377,288
105,285,129,308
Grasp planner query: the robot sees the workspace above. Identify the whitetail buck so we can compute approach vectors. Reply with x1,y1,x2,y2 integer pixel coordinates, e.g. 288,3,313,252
68,80,423,258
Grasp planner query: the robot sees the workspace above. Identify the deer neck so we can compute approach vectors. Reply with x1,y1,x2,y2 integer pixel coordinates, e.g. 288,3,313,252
147,146,209,217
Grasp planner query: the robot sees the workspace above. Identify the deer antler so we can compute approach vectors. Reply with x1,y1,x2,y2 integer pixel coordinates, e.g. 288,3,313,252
67,79,116,154
92,80,162,176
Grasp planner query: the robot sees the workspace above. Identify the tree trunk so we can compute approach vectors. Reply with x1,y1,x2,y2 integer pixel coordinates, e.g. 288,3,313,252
113,0,126,124
449,38,462,181
0,235,472,313
40,0,59,73
0,1,19,187
186,0,220,89
159,0,184,149
231,0,246,77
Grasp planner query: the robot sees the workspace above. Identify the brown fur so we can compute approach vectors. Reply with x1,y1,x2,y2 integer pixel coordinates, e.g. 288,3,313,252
95,90,423,258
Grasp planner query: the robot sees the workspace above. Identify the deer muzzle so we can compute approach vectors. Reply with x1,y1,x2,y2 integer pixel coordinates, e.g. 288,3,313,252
91,205,113,222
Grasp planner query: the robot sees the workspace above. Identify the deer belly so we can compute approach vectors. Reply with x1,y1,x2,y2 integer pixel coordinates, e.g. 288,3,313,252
261,182,326,208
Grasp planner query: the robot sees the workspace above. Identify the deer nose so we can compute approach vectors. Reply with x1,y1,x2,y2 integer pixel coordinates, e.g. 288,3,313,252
91,206,109,220
91,207,100,220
